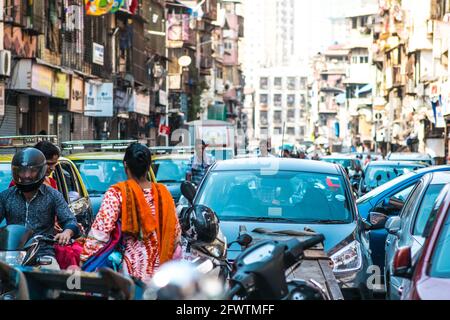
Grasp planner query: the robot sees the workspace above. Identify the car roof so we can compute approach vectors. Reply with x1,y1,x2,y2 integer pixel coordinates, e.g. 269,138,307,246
365,160,425,167
0,154,73,162
212,157,341,174
152,154,192,160
65,152,125,161
321,155,355,160
388,152,431,160
430,171,450,184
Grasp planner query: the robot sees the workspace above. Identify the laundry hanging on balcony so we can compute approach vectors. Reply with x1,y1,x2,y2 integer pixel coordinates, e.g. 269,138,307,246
110,0,125,13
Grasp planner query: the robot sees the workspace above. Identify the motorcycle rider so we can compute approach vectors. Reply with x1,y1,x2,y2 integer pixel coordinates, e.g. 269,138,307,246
0,148,79,270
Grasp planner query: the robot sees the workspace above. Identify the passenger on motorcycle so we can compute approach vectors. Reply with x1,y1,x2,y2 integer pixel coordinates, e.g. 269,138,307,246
0,148,80,270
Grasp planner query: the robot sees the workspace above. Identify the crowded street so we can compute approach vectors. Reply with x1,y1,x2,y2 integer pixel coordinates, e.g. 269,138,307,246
0,0,449,304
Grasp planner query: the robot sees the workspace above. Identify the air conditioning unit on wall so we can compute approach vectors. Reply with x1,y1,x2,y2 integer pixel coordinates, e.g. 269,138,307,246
0,50,12,77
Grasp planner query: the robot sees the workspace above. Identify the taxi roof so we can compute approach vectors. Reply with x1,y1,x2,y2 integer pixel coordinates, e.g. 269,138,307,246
0,154,73,162
152,154,192,160
65,152,125,161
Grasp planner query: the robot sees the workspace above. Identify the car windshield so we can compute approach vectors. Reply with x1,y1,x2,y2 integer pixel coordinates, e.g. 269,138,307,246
196,170,352,223
430,210,450,279
0,163,12,191
363,165,421,191
322,158,353,169
153,159,190,183
357,170,418,205
73,160,127,195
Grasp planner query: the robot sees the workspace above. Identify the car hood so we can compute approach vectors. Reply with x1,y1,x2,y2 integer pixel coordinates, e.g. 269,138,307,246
221,220,357,260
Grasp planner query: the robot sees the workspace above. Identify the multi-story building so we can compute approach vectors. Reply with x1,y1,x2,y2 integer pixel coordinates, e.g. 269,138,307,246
309,46,348,152
1,0,169,145
252,68,309,151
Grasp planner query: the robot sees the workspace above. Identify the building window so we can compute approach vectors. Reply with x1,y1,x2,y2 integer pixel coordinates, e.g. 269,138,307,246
274,77,282,89
287,109,295,122
260,94,268,104
299,110,305,118
273,127,282,135
274,94,282,107
300,77,307,89
260,111,268,125
224,41,233,50
352,17,358,29
287,127,295,136
260,77,268,90
287,94,295,107
360,16,368,28
300,94,306,105
360,56,369,64
287,77,297,90
274,111,282,124
300,126,305,136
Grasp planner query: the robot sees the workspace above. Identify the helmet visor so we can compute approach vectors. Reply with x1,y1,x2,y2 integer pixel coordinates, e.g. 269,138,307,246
12,165,47,186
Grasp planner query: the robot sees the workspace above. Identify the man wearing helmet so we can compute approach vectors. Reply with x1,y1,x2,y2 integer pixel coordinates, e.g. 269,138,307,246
0,148,79,270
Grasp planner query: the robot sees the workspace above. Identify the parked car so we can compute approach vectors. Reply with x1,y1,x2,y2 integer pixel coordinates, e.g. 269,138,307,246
384,172,450,299
386,152,433,166
359,161,426,196
356,165,450,281
391,183,450,300
178,157,378,299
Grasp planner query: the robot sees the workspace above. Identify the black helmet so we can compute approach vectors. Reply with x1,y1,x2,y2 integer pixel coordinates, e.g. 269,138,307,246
12,148,48,192
180,205,219,246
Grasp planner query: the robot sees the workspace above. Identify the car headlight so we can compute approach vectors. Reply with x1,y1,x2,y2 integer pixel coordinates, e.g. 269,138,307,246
330,241,362,273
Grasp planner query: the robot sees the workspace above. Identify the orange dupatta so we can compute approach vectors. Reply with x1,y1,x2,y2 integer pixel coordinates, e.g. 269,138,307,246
113,180,178,264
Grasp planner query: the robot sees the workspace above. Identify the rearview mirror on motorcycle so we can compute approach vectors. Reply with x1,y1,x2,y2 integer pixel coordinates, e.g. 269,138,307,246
228,233,253,249
181,181,197,205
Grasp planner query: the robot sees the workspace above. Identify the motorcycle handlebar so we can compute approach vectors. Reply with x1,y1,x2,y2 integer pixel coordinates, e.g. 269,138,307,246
285,234,325,267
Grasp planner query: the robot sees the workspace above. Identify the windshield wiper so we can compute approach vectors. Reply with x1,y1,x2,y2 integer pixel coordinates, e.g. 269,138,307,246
222,216,299,223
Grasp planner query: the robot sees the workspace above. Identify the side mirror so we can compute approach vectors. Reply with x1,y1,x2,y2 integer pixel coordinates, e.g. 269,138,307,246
393,246,413,279
365,212,388,230
385,216,401,235
181,181,196,205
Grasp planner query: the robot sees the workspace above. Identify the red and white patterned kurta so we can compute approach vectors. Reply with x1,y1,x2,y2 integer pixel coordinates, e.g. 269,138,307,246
81,187,181,283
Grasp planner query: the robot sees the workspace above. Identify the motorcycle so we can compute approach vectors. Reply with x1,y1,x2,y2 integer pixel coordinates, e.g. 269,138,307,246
0,224,141,300
179,182,233,282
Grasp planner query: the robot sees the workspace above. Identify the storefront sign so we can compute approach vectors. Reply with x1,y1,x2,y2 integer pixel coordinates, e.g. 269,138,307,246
84,82,113,117
31,63,53,96
169,74,181,90
93,43,104,65
52,72,69,99
131,93,150,116
159,90,168,106
69,76,84,113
